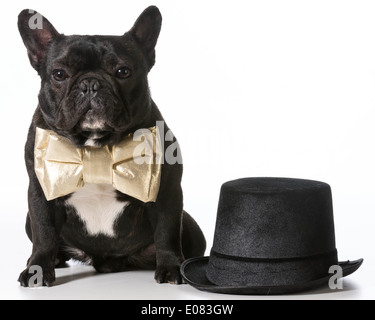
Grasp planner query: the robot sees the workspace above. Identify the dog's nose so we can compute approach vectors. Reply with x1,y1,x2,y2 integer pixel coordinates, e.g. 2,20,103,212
79,78,101,96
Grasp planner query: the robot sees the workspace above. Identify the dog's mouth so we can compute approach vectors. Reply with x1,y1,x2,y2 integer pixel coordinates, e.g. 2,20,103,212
81,130,111,140
78,129,114,147
69,112,126,148
72,118,111,147
76,115,112,146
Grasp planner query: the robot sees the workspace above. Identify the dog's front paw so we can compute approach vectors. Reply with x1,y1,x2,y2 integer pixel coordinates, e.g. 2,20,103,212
154,265,183,284
18,266,55,287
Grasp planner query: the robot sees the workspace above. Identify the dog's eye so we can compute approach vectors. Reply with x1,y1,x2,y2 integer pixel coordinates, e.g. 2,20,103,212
116,67,132,79
52,69,69,81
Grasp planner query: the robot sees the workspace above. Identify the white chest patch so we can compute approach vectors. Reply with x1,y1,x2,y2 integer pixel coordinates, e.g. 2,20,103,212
66,183,129,237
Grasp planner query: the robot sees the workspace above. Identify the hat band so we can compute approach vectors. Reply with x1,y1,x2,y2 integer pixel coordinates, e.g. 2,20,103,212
206,249,338,287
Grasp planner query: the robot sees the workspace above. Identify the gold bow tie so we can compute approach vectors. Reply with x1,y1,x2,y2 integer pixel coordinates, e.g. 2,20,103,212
34,126,162,202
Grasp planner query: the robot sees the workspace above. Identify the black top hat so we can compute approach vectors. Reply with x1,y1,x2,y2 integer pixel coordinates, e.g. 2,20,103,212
181,177,363,295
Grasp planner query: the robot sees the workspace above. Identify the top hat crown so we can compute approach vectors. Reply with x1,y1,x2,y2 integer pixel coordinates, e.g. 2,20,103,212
213,177,335,262
181,177,363,295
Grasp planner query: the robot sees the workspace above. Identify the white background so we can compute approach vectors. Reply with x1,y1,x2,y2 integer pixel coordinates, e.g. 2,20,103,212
0,0,374,300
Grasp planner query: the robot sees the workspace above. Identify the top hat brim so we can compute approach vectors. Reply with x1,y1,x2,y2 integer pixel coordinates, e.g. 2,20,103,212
181,257,363,295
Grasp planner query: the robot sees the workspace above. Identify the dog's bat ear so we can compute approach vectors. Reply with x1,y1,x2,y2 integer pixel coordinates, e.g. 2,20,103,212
18,9,60,72
129,6,162,71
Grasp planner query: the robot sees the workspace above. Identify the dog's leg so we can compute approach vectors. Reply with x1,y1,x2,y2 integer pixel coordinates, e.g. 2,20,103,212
148,177,185,284
18,180,64,287
25,214,70,268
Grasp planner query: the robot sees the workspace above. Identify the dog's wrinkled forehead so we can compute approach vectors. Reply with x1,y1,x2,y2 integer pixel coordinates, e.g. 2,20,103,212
58,39,102,70
47,36,137,73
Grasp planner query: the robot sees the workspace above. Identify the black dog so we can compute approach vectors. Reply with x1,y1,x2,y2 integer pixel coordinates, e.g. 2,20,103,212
17,6,206,287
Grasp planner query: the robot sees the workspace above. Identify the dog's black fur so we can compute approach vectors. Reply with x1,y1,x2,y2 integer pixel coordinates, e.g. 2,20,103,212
17,6,206,287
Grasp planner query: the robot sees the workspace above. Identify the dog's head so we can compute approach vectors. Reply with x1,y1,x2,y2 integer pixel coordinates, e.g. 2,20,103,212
18,6,162,147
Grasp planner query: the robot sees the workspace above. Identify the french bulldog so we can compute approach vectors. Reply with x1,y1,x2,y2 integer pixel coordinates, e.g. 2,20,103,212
17,6,206,287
